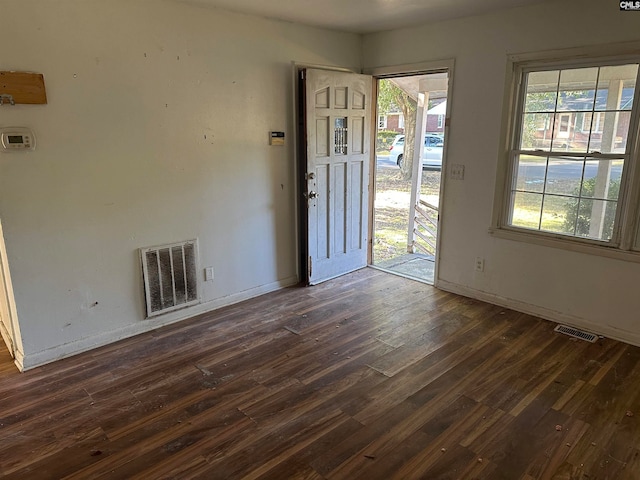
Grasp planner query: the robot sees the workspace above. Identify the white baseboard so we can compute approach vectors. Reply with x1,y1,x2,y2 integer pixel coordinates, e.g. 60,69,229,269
19,275,299,371
13,348,24,371
437,279,640,348
0,322,25,372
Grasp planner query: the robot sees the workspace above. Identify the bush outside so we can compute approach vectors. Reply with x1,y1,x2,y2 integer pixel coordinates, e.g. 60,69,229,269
377,130,399,154
563,177,620,239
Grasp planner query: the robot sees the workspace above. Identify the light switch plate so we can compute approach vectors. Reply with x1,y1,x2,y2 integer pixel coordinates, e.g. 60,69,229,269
450,164,465,180
204,267,214,281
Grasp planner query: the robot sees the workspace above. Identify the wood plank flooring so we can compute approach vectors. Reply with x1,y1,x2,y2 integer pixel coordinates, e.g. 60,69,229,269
1,268,639,479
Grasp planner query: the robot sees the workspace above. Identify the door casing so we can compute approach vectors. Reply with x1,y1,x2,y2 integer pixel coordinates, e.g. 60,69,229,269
0,219,21,363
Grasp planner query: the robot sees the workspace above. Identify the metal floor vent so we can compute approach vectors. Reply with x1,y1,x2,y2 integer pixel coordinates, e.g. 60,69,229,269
141,240,199,318
554,324,598,343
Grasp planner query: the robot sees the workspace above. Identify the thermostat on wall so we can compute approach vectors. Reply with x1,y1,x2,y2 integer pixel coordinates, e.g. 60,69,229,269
0,127,36,152
270,131,285,146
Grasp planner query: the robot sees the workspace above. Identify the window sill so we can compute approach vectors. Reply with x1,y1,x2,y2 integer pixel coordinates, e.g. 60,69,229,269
489,227,640,264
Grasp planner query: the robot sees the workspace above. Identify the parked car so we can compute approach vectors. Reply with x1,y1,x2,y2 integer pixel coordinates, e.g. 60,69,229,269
389,134,444,169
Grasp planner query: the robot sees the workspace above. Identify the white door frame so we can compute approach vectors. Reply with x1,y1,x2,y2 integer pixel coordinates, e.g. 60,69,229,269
364,59,456,288
0,219,22,366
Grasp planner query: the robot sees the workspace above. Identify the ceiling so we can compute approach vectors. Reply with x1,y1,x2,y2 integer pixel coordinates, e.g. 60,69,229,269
177,0,562,34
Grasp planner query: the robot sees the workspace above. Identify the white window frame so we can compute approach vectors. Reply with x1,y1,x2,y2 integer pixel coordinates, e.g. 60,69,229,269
491,44,640,262
378,114,387,129
437,114,444,129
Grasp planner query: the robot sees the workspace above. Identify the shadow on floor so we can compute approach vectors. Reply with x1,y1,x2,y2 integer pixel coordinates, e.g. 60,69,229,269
374,253,435,284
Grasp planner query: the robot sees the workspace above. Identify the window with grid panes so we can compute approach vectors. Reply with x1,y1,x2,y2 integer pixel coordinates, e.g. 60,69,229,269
504,60,640,245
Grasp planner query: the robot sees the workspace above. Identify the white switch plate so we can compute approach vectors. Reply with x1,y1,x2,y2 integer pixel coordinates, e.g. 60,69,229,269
205,267,214,281
450,164,465,180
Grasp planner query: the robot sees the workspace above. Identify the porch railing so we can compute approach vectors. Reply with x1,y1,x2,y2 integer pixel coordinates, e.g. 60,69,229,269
410,198,438,256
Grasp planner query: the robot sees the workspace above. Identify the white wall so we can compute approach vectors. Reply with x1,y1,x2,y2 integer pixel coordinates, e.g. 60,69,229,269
0,0,362,369
363,0,640,344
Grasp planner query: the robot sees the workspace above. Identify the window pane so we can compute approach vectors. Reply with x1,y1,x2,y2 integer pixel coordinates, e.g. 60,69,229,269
520,113,553,150
522,64,638,155
579,112,602,133
586,111,631,153
595,64,638,111
511,192,542,229
509,155,624,241
524,70,559,112
514,154,547,192
575,199,617,241
556,67,598,112
335,117,347,154
551,113,588,152
581,159,623,201
609,158,624,185
540,195,577,234
545,157,584,196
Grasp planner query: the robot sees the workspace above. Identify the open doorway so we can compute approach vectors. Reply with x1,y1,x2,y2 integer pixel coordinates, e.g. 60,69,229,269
371,72,449,284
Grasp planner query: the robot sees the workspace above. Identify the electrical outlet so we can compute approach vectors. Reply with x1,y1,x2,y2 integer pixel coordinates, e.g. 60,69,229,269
474,257,484,272
450,164,465,180
204,267,214,281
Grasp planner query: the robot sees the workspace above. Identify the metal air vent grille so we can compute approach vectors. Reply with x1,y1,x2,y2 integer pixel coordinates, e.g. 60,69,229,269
140,240,199,318
554,324,598,343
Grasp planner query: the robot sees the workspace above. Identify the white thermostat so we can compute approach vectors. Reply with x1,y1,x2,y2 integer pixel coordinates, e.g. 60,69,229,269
1,127,36,152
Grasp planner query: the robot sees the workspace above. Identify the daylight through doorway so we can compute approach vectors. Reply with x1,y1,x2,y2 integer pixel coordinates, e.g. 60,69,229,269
372,72,448,284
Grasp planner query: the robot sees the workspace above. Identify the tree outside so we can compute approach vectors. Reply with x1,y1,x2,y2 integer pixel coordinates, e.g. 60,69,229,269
378,79,417,180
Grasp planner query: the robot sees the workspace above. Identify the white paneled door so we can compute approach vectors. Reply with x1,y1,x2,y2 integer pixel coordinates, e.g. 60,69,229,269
304,69,372,284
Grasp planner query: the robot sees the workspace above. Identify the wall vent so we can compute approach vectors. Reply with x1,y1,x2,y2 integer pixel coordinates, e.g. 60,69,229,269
554,324,598,343
140,240,199,318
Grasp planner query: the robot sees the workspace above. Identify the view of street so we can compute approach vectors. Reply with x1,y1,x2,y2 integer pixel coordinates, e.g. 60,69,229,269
376,155,397,169
517,159,623,187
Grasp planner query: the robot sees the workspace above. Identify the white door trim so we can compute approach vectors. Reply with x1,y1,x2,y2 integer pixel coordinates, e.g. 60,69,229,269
0,219,23,368
364,59,455,77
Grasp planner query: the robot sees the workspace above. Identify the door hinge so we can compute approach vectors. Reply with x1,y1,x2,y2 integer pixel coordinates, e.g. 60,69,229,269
308,256,312,277
300,70,305,80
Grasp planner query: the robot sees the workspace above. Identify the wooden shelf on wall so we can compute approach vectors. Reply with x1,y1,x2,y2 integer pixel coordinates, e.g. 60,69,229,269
0,71,47,105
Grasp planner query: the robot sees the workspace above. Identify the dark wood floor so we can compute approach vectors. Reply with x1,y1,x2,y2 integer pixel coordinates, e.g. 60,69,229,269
1,269,639,479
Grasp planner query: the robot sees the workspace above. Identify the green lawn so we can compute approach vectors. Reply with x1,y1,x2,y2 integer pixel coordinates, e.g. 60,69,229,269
373,168,441,263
